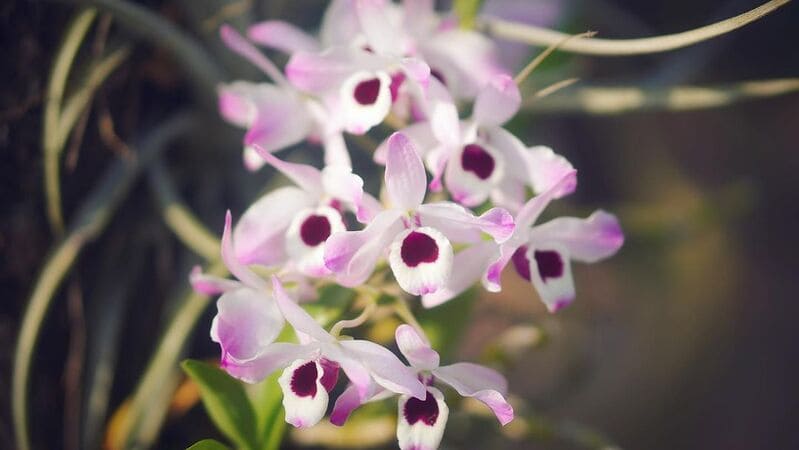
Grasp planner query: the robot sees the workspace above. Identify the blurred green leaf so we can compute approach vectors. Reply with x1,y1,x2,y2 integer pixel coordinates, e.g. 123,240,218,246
250,371,286,450
182,359,259,450
187,439,231,450
303,284,356,328
417,288,477,358
454,0,484,29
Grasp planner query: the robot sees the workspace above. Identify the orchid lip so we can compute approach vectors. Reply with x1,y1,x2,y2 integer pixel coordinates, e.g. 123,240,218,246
401,231,439,267
461,144,495,180
534,250,564,282
300,214,332,246
353,77,381,105
290,361,319,398
403,390,440,426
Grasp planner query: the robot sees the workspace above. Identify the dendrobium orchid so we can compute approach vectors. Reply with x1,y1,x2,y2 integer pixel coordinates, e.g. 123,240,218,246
196,2,626,449
330,325,513,450
324,132,514,295
232,145,380,277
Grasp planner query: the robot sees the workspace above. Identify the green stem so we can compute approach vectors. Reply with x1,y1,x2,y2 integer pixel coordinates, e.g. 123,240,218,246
13,113,194,450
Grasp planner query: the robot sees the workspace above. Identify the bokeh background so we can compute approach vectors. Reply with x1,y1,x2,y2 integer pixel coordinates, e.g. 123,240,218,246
2,0,798,449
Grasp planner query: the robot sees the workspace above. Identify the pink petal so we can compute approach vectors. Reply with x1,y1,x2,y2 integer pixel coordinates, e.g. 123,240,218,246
532,210,624,263
425,78,460,147
433,362,513,425
248,20,320,54
241,88,313,156
330,383,365,426
221,342,315,384
374,121,437,165
218,81,259,127
272,276,334,344
190,265,239,295
286,47,358,93
419,29,503,99
233,187,314,266
220,24,288,86
324,210,405,287
321,165,366,218
249,146,323,196
395,324,439,370
212,287,283,363
354,0,404,55
385,132,428,210
340,339,426,399
417,202,515,243
473,74,521,126
516,170,577,231
222,211,268,289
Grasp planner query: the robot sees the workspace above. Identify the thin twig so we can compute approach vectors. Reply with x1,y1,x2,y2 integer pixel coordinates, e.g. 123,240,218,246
514,32,596,86
330,301,377,337
522,78,799,115
12,112,194,450
482,0,791,56
534,77,580,99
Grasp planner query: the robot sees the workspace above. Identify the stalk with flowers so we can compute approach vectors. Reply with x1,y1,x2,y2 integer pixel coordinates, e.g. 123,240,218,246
190,1,622,449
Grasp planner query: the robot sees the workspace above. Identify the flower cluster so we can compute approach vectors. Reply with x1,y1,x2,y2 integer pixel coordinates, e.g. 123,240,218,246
195,1,624,449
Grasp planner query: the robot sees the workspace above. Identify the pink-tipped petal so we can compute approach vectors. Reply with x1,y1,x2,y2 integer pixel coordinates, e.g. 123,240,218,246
272,276,334,343
385,132,428,210
241,89,313,156
222,211,268,289
400,57,431,90
233,187,315,266
286,47,358,93
516,170,577,230
324,210,405,287
211,287,284,363
330,383,366,426
425,78,460,147
248,20,320,54
473,74,521,126
341,339,427,399
218,81,259,127
482,241,520,293
433,362,514,425
532,210,624,263
249,146,323,196
374,121,437,165
417,202,515,244
422,241,496,308
220,24,288,86
190,266,240,295
395,324,439,371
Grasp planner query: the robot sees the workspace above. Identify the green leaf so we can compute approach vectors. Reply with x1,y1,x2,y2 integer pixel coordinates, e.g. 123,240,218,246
416,288,477,358
454,0,484,29
186,439,231,450
249,366,286,450
303,284,356,328
182,359,259,450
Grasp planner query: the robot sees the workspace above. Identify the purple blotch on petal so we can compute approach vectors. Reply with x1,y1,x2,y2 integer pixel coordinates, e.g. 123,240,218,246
300,215,332,246
461,144,495,180
534,250,563,282
354,78,381,105
401,231,439,267
511,246,531,281
404,390,439,426
390,72,406,102
290,361,318,398
319,358,340,392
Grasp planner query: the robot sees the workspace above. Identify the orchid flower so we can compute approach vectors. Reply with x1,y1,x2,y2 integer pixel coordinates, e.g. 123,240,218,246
324,132,515,296
479,170,625,312
218,25,352,169
232,145,380,277
237,276,426,428
376,73,575,211
331,325,513,450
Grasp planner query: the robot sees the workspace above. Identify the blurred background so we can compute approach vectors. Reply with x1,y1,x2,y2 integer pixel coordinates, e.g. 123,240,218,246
2,0,798,449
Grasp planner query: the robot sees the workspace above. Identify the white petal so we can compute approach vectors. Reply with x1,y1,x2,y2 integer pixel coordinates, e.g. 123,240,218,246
340,70,393,134
285,206,347,277
473,74,521,127
523,245,576,313
388,227,453,296
417,202,514,244
374,121,437,165
321,165,367,218
397,387,449,450
279,359,329,428
385,132,428,210
340,339,426,399
433,362,513,425
212,287,283,363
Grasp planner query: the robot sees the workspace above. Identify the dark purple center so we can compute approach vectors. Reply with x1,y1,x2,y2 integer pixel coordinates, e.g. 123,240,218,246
290,362,318,398
353,78,381,105
400,231,439,267
300,215,331,247
430,68,446,86
511,246,532,281
534,250,563,282
461,144,495,180
403,390,439,426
